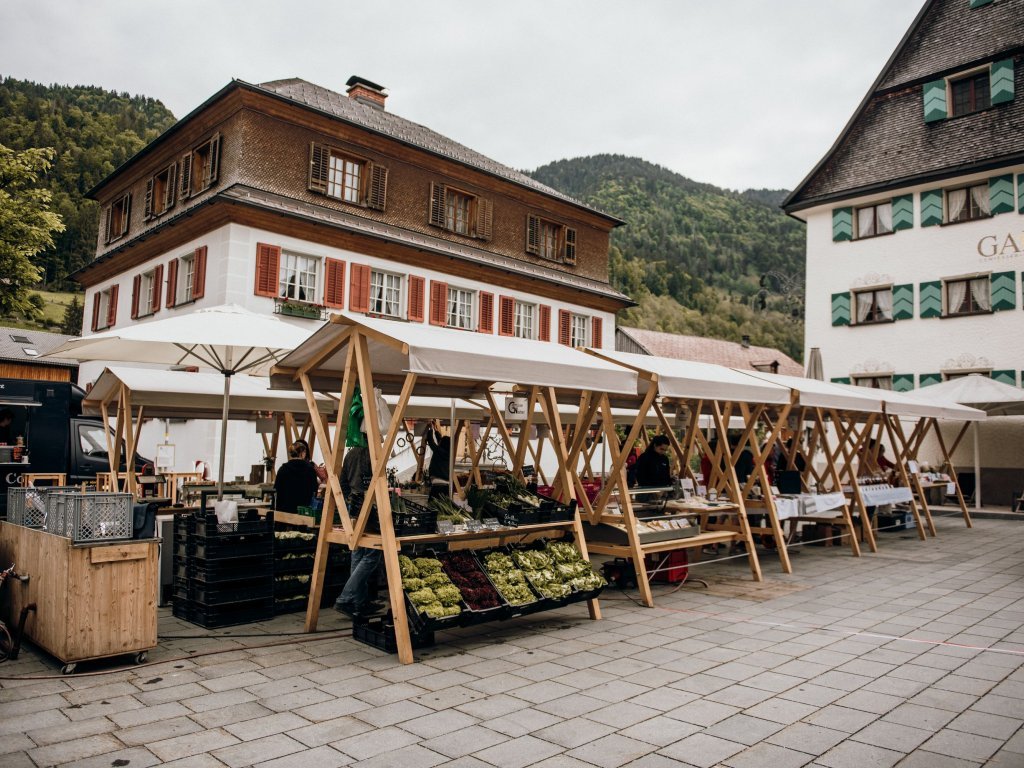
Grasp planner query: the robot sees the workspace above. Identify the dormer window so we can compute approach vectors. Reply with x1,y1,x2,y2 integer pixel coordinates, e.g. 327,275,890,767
308,143,388,210
950,71,990,116
178,134,221,200
429,182,492,240
144,163,176,220
526,215,577,265
103,193,131,244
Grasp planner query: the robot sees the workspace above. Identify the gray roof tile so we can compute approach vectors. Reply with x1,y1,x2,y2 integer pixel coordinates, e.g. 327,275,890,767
0,325,78,367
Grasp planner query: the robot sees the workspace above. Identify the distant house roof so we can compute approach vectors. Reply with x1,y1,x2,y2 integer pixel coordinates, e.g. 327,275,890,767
784,0,1024,213
0,326,78,368
616,327,803,376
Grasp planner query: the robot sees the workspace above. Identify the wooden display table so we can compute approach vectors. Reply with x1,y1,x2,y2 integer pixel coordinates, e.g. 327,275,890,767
0,522,157,673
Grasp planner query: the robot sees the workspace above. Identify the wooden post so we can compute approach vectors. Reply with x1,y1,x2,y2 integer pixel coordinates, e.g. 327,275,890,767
930,417,973,527
882,413,930,543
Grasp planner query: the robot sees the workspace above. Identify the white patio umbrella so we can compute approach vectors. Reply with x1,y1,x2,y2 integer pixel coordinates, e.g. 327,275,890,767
805,347,824,381
908,374,1024,509
46,304,317,497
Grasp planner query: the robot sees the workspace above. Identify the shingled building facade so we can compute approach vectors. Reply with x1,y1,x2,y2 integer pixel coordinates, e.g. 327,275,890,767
784,0,1024,501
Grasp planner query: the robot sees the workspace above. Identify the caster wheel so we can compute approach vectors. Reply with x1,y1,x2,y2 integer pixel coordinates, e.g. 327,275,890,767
134,652,148,665
61,663,77,674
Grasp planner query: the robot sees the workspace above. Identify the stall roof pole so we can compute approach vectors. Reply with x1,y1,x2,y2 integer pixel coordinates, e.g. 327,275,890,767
829,410,880,551
930,417,973,526
710,401,762,582
738,401,794,573
882,413,929,544
590,384,657,517
887,415,936,539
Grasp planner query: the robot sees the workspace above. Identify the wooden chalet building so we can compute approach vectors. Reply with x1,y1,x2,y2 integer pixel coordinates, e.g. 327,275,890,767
76,76,630,356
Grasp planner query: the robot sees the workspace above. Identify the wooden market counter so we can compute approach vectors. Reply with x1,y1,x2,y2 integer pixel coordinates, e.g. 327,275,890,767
0,522,157,673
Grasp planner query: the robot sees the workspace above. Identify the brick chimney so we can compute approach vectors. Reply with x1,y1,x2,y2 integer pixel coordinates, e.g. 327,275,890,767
741,334,751,349
346,76,387,110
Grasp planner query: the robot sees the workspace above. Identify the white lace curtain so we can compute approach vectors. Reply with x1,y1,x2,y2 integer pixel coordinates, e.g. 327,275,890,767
858,208,876,237
971,277,991,311
947,280,968,313
857,293,874,323
948,189,968,222
875,289,894,320
877,203,893,234
971,185,991,216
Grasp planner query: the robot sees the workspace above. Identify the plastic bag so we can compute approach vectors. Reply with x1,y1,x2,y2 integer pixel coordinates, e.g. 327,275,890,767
214,498,238,525
360,387,393,437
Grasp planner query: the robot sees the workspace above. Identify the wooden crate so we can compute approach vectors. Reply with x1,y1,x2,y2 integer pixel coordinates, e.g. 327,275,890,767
0,522,157,668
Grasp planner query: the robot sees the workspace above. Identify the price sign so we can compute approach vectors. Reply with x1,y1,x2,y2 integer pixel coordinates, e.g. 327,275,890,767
466,520,484,532
437,520,456,535
482,517,501,529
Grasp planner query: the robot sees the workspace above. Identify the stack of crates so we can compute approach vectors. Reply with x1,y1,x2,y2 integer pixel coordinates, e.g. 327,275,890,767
272,527,350,615
172,510,274,627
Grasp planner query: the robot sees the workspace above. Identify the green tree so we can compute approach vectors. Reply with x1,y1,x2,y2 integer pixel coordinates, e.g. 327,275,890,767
0,144,64,317
60,294,83,335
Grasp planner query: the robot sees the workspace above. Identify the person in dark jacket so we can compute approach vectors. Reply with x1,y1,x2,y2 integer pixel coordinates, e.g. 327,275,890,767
274,441,320,514
634,435,673,488
334,443,384,619
425,423,451,500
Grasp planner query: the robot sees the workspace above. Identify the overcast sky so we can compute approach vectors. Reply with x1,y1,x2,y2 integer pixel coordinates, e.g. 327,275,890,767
2,0,923,191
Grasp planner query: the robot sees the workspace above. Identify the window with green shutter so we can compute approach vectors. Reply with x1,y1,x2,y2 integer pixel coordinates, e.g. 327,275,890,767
992,370,1016,386
969,0,993,7
831,291,851,326
891,195,914,231
921,189,943,226
919,281,942,318
830,377,851,385
893,374,914,392
919,373,942,388
990,175,1015,215
923,79,948,122
832,208,853,241
1018,174,1024,214
991,59,1014,105
893,284,914,320
991,271,1016,311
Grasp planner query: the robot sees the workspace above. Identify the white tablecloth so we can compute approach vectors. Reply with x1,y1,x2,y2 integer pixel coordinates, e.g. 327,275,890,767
855,485,913,506
773,492,848,521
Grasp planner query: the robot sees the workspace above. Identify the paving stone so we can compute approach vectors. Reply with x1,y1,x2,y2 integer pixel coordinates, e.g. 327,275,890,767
292,696,371,722
535,717,618,749
534,693,609,719
850,720,932,753
892,750,983,768
472,734,563,768
182,688,259,713
567,733,656,767
455,693,532,720
191,701,276,729
26,714,116,746
55,747,162,768
399,708,479,739
919,728,1003,762
971,693,1024,719
779,683,848,707
223,711,310,741
0,752,34,768
116,715,204,746
148,727,241,763
724,742,814,768
618,715,702,747
663,698,740,727
743,697,820,725
419,724,509,758
628,686,699,711
352,699,434,727
704,684,776,708
817,739,904,768
331,725,420,760
253,744,351,768
587,701,662,728
704,713,786,746
347,743,448,768
804,704,880,733
767,722,848,754
285,714,372,748
882,702,958,731
212,733,306,768
658,732,746,768
483,706,562,737
834,689,905,715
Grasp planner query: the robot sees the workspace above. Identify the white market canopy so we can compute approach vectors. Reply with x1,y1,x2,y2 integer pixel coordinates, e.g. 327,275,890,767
738,370,885,413
861,385,985,421
271,313,639,398
905,374,1024,417
84,367,335,420
587,349,792,405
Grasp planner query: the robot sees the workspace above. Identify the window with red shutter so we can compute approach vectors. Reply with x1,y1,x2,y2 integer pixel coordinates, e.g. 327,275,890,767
408,276,425,322
323,258,346,308
538,305,551,342
166,259,178,308
130,275,142,320
152,264,164,313
107,285,119,328
91,294,101,332
478,292,494,333
591,317,603,349
349,263,371,312
558,309,571,346
498,296,515,337
429,280,448,326
254,243,281,298
192,246,207,300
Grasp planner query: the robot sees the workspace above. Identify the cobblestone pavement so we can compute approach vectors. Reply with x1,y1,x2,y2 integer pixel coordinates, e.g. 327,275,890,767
2,513,1023,767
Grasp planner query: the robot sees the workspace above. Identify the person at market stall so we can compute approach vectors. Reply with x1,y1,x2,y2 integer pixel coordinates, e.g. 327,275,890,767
334,438,385,619
425,422,451,501
293,438,327,486
273,441,320,514
0,409,13,444
634,434,673,488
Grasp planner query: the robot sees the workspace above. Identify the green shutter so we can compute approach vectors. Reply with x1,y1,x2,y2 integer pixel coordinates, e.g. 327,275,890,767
970,0,994,7
830,377,851,385
893,284,914,320
919,281,942,318
990,175,1015,215
992,370,1016,386
831,291,851,326
1018,174,1024,214
921,189,944,226
923,79,948,122
991,271,1016,311
991,59,1015,105
893,374,915,392
891,195,914,231
832,208,853,241
919,373,942,388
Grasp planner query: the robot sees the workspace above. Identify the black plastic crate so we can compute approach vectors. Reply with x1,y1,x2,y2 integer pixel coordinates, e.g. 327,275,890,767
185,598,274,628
176,554,274,583
438,551,508,626
273,576,314,598
190,579,273,606
193,510,272,538
273,595,310,615
367,496,436,536
353,617,434,654
272,532,318,553
476,548,544,615
178,535,272,561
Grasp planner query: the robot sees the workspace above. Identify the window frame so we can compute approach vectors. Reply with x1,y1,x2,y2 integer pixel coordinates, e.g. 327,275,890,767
176,253,196,307
852,286,895,325
445,187,476,237
539,219,563,261
136,269,157,319
949,68,991,117
105,193,130,244
445,285,476,331
513,300,536,340
943,275,992,317
278,251,321,305
943,369,992,381
854,201,894,240
944,182,991,225
95,288,113,331
368,268,404,319
569,313,589,348
852,374,894,390
327,149,367,205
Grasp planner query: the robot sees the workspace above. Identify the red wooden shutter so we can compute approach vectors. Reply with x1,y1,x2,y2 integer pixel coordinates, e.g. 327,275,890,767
498,296,515,337
152,264,164,313
143,178,154,220
429,182,447,227
179,152,192,199
408,276,425,322
478,292,494,333
429,280,448,326
308,143,329,193
476,198,493,241
130,275,142,319
254,243,280,298
591,316,603,349
564,228,577,265
91,293,101,332
367,165,388,210
526,215,541,255
205,133,221,188
103,206,112,244
192,246,207,300
558,309,571,346
166,259,179,308
323,258,346,308
538,305,552,342
165,163,177,210
349,263,371,312
107,285,119,327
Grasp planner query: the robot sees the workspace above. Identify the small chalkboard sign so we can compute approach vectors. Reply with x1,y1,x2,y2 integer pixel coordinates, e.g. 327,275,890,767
482,517,501,530
437,520,456,535
466,520,484,532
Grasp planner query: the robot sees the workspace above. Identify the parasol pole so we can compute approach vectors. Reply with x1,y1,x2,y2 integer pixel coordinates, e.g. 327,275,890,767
218,348,234,501
973,421,981,511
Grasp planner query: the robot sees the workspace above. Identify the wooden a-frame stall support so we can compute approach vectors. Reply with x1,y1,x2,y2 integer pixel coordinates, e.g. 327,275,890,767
270,314,640,664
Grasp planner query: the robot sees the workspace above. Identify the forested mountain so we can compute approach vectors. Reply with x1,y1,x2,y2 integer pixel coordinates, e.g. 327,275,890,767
0,77,176,287
531,155,806,360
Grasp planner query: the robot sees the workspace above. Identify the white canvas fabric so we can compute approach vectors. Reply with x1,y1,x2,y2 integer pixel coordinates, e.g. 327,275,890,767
737,370,885,413
906,374,1024,417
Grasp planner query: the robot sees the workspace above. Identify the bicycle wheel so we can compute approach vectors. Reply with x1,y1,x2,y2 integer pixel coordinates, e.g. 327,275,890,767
0,622,12,663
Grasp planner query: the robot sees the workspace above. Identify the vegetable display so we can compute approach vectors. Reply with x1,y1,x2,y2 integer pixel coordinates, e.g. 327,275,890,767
488,475,541,511
398,554,463,619
511,549,571,598
430,496,472,524
545,542,607,592
482,552,536,606
440,551,502,611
